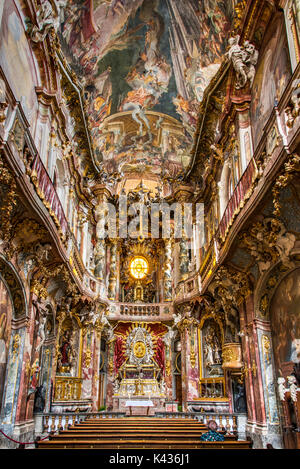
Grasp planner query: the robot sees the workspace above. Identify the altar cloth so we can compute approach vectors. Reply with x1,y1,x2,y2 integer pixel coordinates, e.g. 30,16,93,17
125,400,154,407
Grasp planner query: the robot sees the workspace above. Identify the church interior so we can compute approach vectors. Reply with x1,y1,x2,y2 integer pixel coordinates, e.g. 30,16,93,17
0,0,300,450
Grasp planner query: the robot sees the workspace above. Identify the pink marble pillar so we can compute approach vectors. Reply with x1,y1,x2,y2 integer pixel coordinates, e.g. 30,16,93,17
180,320,200,411
91,327,102,411
187,326,200,401
164,341,173,400
180,328,188,411
241,295,267,426
105,338,115,411
15,295,37,424
81,329,93,403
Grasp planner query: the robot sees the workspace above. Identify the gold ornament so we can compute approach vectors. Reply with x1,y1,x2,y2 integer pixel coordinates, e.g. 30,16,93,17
133,341,146,358
222,343,242,369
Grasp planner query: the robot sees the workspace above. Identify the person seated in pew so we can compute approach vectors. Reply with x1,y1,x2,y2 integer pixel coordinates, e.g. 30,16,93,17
200,420,225,442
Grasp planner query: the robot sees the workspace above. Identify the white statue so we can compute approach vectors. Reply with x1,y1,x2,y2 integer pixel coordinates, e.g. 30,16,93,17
89,308,98,326
287,375,298,403
36,312,47,352
173,311,183,328
55,0,67,20
113,378,120,394
160,378,166,395
277,377,286,401
31,0,59,42
33,300,48,352
35,243,52,262
204,342,214,367
243,41,258,87
270,219,296,267
163,325,176,345
100,312,110,328
226,36,258,89
106,327,114,341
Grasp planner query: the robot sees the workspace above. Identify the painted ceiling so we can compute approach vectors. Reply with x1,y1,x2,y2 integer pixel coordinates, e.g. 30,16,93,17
58,0,234,186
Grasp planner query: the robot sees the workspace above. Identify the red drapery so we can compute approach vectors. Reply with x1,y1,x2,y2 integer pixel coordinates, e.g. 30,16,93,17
154,337,165,374
114,335,126,373
82,0,97,42
112,322,168,374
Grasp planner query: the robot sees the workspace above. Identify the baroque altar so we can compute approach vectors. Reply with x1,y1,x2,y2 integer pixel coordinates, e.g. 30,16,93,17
112,325,166,414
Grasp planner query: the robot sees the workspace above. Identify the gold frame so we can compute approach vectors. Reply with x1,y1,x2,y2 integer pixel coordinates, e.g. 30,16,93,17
197,314,228,401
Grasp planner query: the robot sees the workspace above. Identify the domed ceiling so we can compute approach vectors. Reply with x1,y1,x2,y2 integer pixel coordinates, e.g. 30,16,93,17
58,0,235,186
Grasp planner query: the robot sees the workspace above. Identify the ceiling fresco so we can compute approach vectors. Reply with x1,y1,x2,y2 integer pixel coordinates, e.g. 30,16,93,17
59,0,235,185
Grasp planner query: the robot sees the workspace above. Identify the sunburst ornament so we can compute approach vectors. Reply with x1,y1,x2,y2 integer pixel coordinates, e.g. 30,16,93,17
130,256,148,279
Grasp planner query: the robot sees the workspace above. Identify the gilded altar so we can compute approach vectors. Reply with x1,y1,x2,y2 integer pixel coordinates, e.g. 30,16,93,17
113,325,165,410
115,364,162,398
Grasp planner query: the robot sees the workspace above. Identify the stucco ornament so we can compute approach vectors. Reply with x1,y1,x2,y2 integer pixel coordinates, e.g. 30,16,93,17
241,218,296,274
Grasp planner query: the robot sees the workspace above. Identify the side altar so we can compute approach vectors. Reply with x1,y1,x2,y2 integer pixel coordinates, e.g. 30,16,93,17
112,325,166,415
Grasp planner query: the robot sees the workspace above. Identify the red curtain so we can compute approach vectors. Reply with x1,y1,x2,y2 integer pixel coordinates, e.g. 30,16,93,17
114,336,125,373
154,337,165,374
112,322,168,374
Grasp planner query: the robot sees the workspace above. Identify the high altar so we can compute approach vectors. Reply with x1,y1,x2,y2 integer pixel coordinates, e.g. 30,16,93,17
112,325,166,414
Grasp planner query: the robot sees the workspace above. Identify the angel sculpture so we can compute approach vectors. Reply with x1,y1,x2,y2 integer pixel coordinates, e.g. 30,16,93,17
226,36,258,90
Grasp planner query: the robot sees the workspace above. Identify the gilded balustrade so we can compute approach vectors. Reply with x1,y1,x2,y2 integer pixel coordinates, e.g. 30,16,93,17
198,377,227,400
54,377,83,401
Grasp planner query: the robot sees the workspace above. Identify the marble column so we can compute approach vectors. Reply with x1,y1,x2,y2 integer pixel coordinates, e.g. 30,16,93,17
240,294,283,448
218,160,231,219
179,238,189,281
1,324,26,432
93,186,112,284
178,317,200,411
108,240,118,301
105,337,116,411
91,321,104,411
163,336,173,400
163,239,173,302
80,327,93,404
94,239,106,282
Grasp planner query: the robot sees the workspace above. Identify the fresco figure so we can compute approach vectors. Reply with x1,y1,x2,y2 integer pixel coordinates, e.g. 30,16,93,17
58,0,234,179
269,268,300,375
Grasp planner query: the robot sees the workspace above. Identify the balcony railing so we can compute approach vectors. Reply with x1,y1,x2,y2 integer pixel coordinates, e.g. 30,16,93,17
30,153,68,239
218,158,257,242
